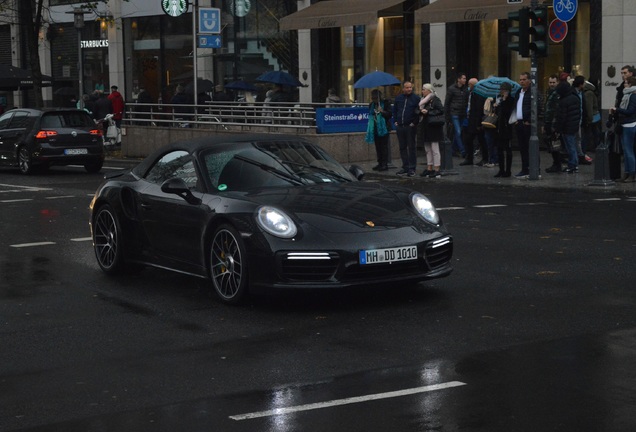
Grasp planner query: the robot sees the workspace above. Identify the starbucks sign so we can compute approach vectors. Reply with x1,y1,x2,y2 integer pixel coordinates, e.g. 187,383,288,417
230,0,251,17
162,0,188,17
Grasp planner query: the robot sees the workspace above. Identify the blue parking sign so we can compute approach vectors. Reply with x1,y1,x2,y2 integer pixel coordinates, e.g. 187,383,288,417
199,7,221,34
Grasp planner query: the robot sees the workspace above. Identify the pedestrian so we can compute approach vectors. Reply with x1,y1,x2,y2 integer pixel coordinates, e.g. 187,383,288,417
460,77,487,166
108,85,125,128
92,90,113,135
544,74,562,173
609,76,636,182
444,72,468,158
493,82,515,178
582,79,601,153
417,83,445,178
571,75,593,165
554,81,582,174
365,89,392,172
392,80,421,177
513,72,533,178
76,94,92,116
325,88,341,107
615,65,635,108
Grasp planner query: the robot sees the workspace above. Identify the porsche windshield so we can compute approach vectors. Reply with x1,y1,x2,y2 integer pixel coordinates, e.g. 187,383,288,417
203,140,354,191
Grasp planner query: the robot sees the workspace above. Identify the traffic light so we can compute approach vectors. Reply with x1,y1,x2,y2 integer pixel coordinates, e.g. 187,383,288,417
529,6,549,57
508,7,529,58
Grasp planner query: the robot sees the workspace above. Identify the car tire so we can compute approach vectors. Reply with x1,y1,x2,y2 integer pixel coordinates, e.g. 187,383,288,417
18,147,33,175
93,204,127,274
210,224,248,305
85,159,103,173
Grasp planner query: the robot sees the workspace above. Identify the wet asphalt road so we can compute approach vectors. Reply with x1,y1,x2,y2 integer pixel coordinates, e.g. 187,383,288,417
1,163,635,431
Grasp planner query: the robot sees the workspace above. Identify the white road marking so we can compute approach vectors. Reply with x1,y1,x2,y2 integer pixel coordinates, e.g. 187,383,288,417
1,199,33,203
229,381,467,421
437,207,466,211
71,237,92,242
45,195,76,200
473,204,507,208
10,242,56,248
594,198,622,201
516,202,548,206
0,183,53,192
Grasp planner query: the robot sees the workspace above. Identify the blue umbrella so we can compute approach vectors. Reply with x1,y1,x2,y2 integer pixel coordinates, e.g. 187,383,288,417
473,76,521,99
225,80,257,92
353,70,401,89
256,71,303,87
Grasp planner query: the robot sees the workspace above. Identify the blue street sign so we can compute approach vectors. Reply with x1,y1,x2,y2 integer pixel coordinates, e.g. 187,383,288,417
199,7,221,34
198,35,222,49
553,0,577,22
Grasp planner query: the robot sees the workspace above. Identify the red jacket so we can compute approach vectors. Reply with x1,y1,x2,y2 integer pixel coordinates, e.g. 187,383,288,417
108,91,125,120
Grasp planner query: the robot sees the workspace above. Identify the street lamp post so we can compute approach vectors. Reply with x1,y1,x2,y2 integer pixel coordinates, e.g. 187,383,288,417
71,8,87,109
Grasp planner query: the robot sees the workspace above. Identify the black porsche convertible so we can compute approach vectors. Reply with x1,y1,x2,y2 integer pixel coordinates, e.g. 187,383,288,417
89,134,453,304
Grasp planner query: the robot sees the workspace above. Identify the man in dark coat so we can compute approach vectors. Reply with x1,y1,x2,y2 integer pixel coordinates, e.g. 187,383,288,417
513,72,533,177
392,80,421,177
554,81,582,174
92,91,113,135
460,77,487,165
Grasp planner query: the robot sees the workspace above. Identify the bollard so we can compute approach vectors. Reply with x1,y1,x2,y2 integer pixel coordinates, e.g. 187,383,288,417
588,141,615,187
440,125,458,176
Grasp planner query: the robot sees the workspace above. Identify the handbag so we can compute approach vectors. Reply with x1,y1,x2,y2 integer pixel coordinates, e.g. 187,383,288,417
548,133,562,152
427,114,445,125
481,113,498,129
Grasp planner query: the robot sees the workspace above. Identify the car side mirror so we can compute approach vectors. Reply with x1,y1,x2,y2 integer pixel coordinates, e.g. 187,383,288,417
160,177,201,205
348,164,365,181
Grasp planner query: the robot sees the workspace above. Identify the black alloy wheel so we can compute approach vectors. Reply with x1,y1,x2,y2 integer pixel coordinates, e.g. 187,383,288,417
210,224,248,304
93,204,125,274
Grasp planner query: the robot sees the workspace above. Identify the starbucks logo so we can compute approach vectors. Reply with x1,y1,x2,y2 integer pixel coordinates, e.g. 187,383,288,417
230,0,251,18
162,0,188,17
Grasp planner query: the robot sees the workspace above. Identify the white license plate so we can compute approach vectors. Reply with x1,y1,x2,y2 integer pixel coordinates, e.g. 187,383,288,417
64,148,88,155
359,245,418,265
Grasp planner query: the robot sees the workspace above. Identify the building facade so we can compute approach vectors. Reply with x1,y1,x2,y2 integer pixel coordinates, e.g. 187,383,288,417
0,0,633,111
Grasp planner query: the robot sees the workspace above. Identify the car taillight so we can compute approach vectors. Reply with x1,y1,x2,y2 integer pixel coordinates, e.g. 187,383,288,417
90,129,103,136
35,130,58,139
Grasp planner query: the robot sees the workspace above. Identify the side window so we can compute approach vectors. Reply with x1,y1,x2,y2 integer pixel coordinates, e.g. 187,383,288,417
144,150,199,189
8,111,30,129
0,112,13,129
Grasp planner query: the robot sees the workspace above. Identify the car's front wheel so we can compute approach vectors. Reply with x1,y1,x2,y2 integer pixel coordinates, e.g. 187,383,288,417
93,204,126,274
210,224,248,304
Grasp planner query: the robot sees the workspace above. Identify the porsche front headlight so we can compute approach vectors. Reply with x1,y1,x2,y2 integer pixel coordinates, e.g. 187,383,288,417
256,206,297,238
411,193,440,225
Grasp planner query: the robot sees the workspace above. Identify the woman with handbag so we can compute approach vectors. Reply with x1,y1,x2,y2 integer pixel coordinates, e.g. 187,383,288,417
417,83,445,178
365,89,392,171
493,82,515,178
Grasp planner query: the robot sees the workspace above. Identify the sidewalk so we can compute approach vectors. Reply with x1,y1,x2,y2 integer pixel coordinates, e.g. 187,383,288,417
360,149,632,193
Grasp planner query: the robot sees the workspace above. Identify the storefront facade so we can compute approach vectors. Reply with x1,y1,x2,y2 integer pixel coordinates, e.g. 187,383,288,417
0,0,633,112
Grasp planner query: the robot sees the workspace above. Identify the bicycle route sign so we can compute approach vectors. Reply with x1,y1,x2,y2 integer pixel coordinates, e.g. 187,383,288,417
553,0,577,22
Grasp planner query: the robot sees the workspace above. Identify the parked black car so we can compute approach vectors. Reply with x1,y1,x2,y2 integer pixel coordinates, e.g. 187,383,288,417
89,134,453,304
0,108,104,174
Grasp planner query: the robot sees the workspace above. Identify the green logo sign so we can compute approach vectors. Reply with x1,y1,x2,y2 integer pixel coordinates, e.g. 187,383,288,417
162,0,188,17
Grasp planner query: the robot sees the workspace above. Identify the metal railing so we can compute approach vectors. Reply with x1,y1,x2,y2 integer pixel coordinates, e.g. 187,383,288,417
123,101,329,131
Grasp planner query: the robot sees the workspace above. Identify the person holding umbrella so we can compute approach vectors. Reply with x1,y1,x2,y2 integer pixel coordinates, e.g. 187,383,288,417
365,89,392,171
392,80,420,177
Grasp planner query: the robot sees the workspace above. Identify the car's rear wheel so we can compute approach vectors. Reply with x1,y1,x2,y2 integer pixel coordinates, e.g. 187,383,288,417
210,224,248,304
85,159,103,173
93,204,126,274
18,147,33,174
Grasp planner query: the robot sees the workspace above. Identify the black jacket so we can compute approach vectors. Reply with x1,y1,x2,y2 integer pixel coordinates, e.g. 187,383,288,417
466,91,486,133
554,83,581,135
444,83,468,119
392,92,420,126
